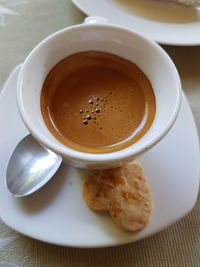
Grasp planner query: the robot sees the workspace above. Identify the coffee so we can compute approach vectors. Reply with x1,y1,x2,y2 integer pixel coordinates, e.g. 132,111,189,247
40,51,156,153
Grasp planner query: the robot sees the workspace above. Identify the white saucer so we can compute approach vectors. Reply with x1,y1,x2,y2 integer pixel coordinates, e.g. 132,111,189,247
72,0,200,45
0,65,199,248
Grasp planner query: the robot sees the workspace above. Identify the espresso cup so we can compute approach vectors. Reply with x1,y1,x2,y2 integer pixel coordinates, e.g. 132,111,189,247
17,16,181,169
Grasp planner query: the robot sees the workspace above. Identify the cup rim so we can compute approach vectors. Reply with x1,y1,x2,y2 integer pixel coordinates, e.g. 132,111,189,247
17,22,182,164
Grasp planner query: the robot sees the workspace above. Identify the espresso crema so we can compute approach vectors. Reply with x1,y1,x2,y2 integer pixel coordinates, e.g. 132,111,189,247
40,51,156,153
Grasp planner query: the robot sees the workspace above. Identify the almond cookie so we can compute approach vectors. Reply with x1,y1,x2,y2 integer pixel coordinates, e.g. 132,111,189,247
83,161,152,231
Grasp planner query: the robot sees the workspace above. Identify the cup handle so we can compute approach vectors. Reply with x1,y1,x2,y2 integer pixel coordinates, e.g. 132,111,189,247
84,16,108,25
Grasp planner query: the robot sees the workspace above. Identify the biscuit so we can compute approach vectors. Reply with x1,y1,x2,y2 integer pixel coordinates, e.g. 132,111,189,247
83,161,152,231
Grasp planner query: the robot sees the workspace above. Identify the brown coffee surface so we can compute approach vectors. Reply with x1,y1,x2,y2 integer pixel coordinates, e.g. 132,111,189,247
40,51,156,153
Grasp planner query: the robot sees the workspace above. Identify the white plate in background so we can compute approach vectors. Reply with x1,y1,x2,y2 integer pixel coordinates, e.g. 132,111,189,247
72,0,200,45
0,65,199,247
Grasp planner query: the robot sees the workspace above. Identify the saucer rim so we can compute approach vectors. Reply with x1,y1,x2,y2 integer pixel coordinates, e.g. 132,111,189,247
72,0,200,46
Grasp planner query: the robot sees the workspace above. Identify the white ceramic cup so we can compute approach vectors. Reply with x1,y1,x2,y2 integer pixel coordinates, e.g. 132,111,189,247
17,16,182,169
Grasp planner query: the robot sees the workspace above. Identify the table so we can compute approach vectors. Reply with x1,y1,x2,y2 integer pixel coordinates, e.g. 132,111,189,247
0,0,200,266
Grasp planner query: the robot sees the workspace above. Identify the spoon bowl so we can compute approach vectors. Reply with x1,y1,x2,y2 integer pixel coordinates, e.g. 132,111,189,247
6,134,62,197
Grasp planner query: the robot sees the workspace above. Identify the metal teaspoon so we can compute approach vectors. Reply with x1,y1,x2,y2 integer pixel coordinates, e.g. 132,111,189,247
6,134,62,197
